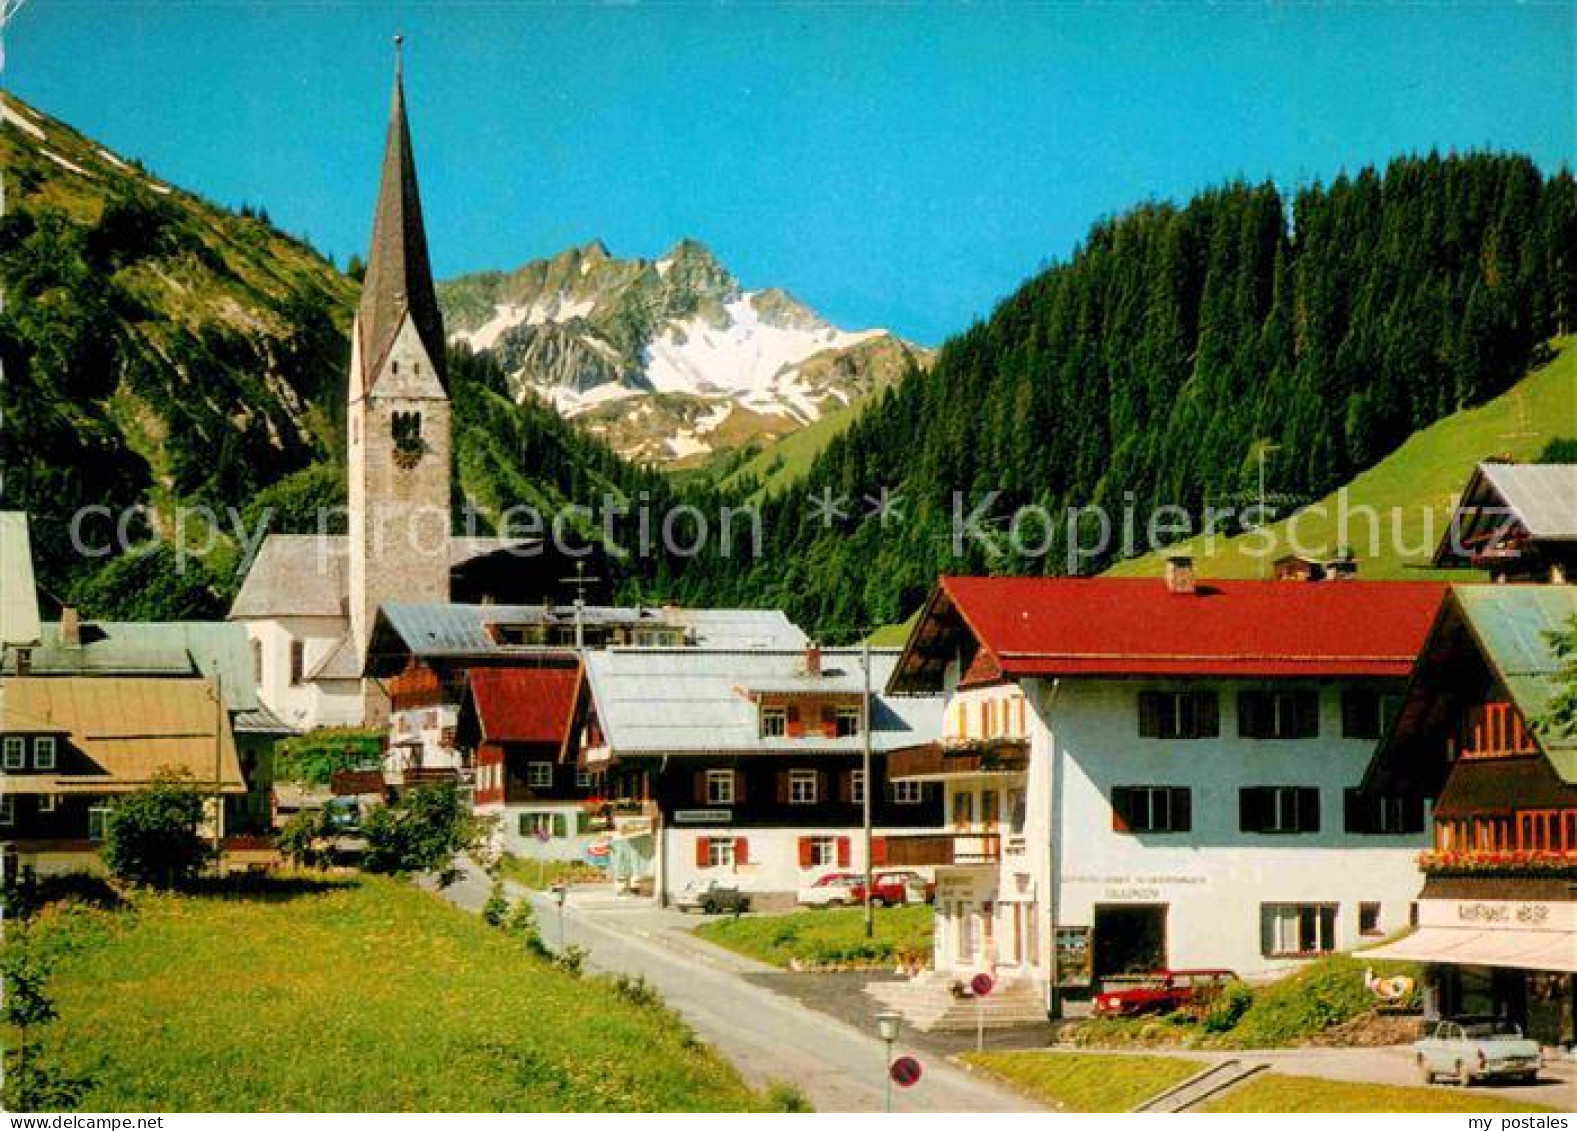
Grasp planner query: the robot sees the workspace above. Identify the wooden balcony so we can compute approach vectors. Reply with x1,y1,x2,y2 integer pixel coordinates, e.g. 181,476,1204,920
884,832,1002,866
888,738,1029,781
1456,702,1540,760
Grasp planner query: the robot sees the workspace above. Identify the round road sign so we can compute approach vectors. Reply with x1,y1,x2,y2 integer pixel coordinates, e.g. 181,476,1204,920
970,972,995,997
890,1056,922,1088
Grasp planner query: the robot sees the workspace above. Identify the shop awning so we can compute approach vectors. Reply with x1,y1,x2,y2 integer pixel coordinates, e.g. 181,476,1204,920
1364,927,1577,973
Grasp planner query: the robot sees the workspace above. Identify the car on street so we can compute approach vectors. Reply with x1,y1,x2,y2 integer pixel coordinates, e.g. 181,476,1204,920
1092,969,1240,1017
673,879,752,915
795,872,862,907
1414,1015,1542,1085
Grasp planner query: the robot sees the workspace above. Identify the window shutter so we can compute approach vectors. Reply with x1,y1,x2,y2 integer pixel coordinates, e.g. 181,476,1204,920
1111,787,1132,833
1239,787,1263,833
1172,788,1192,833
552,813,567,838
777,772,790,804
733,770,747,804
734,837,749,865
1343,787,1367,834
1295,692,1321,738
836,836,851,867
1297,788,1321,833
1404,793,1426,834
871,836,888,865
695,837,710,867
798,837,813,867
1238,693,1262,738
694,770,708,804
816,771,828,803
1194,693,1220,738
1138,693,1162,738
839,772,854,804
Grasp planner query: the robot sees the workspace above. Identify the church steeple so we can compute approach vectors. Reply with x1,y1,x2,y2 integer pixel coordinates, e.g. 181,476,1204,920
357,36,446,391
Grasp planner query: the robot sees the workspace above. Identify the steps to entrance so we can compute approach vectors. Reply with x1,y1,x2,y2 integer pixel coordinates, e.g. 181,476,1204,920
864,973,1049,1032
1131,1058,1268,1113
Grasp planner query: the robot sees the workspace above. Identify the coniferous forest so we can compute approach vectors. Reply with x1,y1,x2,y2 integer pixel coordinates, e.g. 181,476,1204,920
663,153,1577,638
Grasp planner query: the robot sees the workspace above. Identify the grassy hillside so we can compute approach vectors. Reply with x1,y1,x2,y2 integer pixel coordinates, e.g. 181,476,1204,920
1107,337,1577,580
718,397,867,497
24,877,758,1111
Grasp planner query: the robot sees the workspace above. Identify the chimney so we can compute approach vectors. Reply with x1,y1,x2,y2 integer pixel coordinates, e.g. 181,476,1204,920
805,642,822,677
1164,556,1196,595
59,606,81,648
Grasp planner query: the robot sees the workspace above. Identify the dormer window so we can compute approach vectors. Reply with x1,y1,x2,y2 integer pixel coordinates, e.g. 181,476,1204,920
760,706,787,739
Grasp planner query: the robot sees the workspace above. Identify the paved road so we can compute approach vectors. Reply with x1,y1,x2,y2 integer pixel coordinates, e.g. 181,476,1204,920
439,867,1034,1113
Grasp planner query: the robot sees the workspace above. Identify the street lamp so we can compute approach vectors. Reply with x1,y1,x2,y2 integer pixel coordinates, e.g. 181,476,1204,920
550,881,568,950
876,1009,902,1113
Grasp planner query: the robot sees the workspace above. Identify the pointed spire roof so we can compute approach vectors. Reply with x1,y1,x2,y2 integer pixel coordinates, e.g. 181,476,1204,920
357,38,446,391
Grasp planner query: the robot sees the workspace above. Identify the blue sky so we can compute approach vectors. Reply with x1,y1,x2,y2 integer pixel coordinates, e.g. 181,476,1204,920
6,3,1573,344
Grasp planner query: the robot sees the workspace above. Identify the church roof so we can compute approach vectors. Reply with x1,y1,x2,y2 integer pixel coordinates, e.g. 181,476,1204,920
357,46,446,392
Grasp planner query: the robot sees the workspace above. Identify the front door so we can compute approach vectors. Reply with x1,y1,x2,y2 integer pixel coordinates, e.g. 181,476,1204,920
1092,903,1168,980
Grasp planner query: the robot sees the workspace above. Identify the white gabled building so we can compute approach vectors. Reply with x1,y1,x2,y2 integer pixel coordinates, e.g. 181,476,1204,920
882,563,1447,1020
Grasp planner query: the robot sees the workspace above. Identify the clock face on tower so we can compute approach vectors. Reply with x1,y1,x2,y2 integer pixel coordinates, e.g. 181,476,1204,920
391,410,424,469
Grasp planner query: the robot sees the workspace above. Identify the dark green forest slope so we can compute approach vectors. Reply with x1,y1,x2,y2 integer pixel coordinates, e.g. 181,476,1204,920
667,155,1577,638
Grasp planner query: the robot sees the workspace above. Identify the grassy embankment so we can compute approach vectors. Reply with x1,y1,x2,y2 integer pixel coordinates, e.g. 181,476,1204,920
1198,1073,1555,1113
18,875,758,1111
693,903,933,969
496,853,609,890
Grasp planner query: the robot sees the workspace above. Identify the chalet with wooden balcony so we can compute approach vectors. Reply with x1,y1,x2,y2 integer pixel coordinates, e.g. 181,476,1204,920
880,566,1446,1022
1362,584,1577,1046
580,646,945,908
1434,461,1577,583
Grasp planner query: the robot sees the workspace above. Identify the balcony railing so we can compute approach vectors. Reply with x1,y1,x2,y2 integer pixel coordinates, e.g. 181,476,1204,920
888,738,1029,781
883,832,1002,866
1456,702,1540,760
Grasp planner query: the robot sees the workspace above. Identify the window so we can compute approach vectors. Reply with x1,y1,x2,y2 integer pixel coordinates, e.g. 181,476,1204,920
520,812,567,839
1263,903,1337,956
706,769,735,806
1138,691,1220,739
88,804,112,840
1344,789,1425,834
391,410,424,467
760,706,788,738
1240,786,1320,833
891,780,923,805
251,639,264,685
808,836,837,867
38,794,56,814
1342,689,1386,739
527,762,553,789
1238,690,1320,739
951,789,975,826
705,837,735,868
849,770,865,805
2,736,25,770
33,737,55,771
1359,902,1382,936
289,640,305,686
0,796,12,826
833,706,861,737
1111,786,1192,833
788,769,817,804
575,768,593,789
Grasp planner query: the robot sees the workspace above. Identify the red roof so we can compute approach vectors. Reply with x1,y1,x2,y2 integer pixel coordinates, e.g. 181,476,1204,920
931,576,1447,679
468,665,581,747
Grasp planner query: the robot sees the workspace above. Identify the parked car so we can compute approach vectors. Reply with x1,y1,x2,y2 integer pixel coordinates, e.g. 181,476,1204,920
673,879,752,915
850,870,936,906
796,872,862,908
1415,1016,1541,1085
1092,969,1240,1017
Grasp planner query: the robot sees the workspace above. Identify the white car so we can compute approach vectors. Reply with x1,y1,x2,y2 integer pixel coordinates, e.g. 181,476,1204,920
795,872,862,908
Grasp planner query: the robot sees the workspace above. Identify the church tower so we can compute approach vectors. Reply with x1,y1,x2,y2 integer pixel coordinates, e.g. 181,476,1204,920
348,40,451,684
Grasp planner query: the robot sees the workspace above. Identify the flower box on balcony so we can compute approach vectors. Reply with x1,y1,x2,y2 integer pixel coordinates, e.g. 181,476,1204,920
1418,850,1577,878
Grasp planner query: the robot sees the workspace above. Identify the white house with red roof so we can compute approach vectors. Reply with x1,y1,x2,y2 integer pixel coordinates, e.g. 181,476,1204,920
880,560,1447,1024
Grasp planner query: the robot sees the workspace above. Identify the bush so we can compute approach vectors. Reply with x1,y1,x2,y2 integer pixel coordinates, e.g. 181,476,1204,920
765,1080,814,1112
100,769,214,888
1203,981,1254,1033
1213,955,1421,1049
482,881,509,928
552,944,589,977
609,973,662,1009
360,783,495,886
276,808,336,870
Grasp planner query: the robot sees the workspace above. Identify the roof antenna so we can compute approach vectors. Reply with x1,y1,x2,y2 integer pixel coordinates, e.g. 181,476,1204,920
558,561,602,653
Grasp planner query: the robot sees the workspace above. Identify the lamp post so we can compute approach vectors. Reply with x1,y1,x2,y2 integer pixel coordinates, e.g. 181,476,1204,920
876,1009,902,1113
551,880,568,950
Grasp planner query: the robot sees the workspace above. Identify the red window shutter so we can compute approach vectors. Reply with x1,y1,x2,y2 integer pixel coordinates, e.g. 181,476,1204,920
837,836,851,867
872,836,888,865
839,772,853,803
816,771,828,802
777,772,790,804
733,770,747,804
734,837,749,865
693,770,708,804
798,836,813,867
1111,787,1132,832
694,837,710,867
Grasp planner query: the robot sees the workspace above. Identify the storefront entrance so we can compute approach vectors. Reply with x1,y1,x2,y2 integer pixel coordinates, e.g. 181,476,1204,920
1093,903,1167,979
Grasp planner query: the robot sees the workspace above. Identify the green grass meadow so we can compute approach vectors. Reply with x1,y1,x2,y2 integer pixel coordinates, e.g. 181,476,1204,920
22,876,757,1112
1199,1073,1556,1114
960,1050,1202,1112
693,903,933,968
